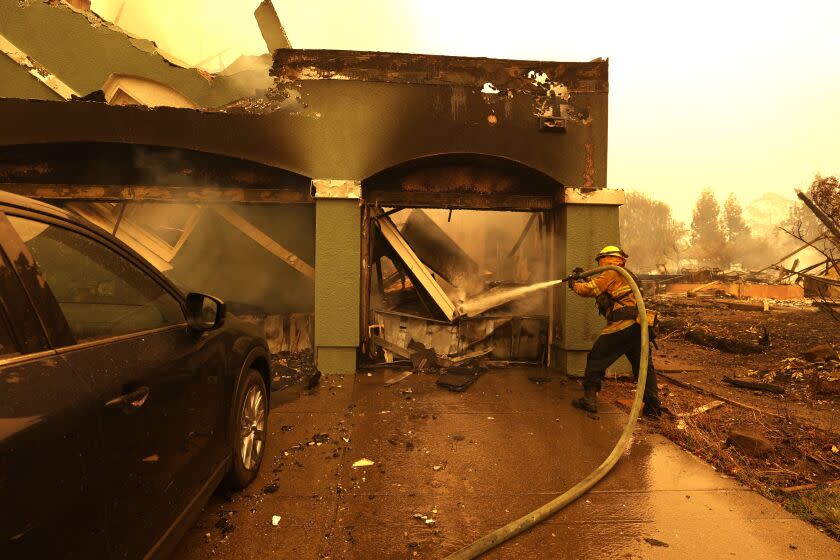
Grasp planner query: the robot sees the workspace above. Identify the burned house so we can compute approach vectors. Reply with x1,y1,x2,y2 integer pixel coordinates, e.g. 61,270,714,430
0,1,621,375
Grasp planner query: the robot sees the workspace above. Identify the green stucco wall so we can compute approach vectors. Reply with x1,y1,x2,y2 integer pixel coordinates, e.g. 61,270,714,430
552,203,622,376
0,56,62,101
314,199,360,373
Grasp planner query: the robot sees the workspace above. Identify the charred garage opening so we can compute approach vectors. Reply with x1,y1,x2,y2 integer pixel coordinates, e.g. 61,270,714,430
361,155,559,367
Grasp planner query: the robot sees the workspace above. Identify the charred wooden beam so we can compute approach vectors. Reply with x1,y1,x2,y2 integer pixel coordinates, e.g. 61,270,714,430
507,213,537,258
212,205,315,279
375,213,459,321
797,189,840,246
365,190,554,211
0,183,311,203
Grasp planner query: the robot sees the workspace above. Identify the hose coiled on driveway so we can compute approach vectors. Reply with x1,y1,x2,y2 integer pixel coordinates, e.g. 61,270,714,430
445,265,649,559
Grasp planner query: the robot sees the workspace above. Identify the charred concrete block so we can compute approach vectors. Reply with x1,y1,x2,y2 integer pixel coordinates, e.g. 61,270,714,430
727,427,774,457
802,343,838,363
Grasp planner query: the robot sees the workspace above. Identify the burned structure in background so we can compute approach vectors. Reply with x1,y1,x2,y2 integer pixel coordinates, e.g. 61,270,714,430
0,0,619,375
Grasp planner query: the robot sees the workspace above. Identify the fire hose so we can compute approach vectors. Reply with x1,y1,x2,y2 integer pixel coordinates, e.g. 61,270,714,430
444,265,650,559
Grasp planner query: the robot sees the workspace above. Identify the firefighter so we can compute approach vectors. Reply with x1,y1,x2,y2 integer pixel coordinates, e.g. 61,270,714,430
568,245,662,417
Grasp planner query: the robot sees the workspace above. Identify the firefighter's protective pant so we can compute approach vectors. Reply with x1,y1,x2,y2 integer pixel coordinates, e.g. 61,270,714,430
583,323,660,410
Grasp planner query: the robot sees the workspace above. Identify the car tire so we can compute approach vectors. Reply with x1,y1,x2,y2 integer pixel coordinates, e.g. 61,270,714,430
226,368,268,489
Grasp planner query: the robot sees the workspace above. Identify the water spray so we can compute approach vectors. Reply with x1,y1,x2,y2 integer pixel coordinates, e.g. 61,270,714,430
445,265,650,559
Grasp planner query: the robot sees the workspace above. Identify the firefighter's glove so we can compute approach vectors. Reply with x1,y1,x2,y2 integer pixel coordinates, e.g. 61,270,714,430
567,267,585,290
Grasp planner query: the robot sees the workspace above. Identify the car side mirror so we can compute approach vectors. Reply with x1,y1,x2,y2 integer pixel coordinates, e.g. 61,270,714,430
185,293,226,331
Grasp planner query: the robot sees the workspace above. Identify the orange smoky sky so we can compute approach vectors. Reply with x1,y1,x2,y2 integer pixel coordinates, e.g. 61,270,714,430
91,0,840,224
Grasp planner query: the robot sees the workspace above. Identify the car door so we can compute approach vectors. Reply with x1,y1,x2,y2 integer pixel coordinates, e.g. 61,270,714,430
0,215,107,559
2,211,228,558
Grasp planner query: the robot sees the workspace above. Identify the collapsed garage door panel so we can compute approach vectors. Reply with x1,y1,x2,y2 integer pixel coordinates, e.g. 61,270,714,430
369,208,550,363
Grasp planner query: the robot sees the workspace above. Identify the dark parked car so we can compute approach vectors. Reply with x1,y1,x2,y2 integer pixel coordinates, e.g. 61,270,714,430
0,191,271,558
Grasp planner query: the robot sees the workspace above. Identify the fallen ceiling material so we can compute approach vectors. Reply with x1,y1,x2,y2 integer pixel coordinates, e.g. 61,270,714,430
1,0,272,107
102,74,197,108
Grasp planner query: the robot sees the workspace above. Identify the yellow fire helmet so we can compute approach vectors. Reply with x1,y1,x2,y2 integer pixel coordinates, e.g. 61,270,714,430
595,245,628,261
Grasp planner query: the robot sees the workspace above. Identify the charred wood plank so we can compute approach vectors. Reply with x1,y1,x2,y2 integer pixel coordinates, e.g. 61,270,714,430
657,372,784,419
722,376,785,394
371,336,411,359
400,209,482,296
506,213,538,258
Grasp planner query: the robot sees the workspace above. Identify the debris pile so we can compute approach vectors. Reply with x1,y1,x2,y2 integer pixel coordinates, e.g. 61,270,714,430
656,299,770,355
736,345,840,400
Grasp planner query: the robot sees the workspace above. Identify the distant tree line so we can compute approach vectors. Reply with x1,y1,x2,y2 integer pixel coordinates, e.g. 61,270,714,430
619,175,840,273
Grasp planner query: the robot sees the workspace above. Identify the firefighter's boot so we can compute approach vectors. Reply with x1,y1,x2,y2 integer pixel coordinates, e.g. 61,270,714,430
572,388,598,413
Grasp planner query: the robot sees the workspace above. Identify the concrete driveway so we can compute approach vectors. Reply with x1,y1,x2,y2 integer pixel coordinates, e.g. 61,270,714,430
173,367,840,559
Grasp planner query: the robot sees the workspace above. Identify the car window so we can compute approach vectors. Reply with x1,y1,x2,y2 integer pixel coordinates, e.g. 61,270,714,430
0,304,18,358
7,216,184,343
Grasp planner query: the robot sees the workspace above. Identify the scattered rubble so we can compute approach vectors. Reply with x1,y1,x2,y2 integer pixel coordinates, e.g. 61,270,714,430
271,349,317,391
214,516,235,536
413,513,436,525
658,315,768,354
436,366,482,392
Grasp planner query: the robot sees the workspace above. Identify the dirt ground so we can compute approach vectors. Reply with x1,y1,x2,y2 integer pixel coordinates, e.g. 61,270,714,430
599,293,840,539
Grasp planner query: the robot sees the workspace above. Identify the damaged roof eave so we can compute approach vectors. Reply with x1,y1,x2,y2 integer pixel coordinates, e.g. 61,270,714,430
271,49,608,94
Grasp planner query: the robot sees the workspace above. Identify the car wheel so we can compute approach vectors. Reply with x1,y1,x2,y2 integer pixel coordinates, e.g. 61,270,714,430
227,369,268,488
